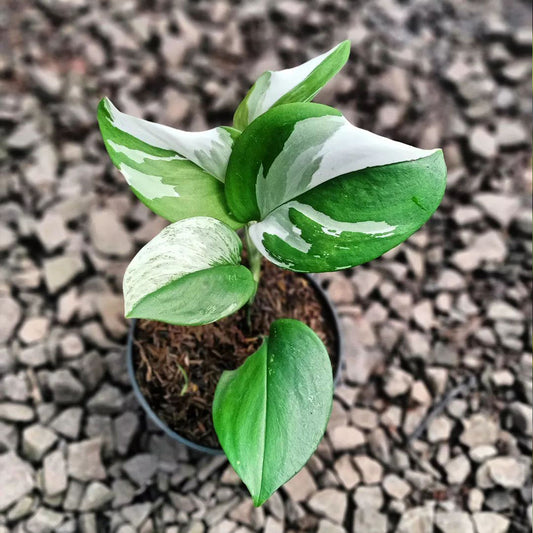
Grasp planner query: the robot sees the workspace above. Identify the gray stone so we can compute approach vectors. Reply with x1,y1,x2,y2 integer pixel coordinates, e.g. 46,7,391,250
0,420,18,450
353,486,383,509
35,213,68,252
19,317,50,344
487,301,523,321
29,66,63,98
18,344,48,367
317,520,346,533
383,367,413,397
445,454,471,485
460,414,499,448
7,122,41,150
2,372,29,401
486,456,528,488
25,506,64,533
79,481,113,511
121,502,152,528
49,369,85,404
87,384,124,414
0,402,34,422
44,254,85,294
7,495,34,522
383,474,411,500
43,449,67,496
114,411,140,455
0,451,35,511
308,489,346,524
474,194,521,228
89,209,133,258
283,466,317,501
435,512,474,533
469,126,497,159
50,407,82,439
353,509,387,533
122,453,158,486
0,296,21,343
329,425,365,452
472,512,510,533
427,416,453,443
68,438,106,481
334,454,360,490
22,424,58,461
507,401,532,436
397,504,434,533
496,119,528,148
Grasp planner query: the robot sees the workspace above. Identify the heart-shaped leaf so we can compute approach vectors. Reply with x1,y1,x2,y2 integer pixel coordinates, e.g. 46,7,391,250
98,98,241,228
123,217,255,325
233,41,350,130
213,319,333,506
226,103,447,272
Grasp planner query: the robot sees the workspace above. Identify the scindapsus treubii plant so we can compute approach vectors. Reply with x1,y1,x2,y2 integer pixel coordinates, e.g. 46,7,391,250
97,40,446,506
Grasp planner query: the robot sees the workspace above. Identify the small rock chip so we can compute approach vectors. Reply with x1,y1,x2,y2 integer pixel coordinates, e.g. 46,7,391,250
25,507,64,533
472,512,510,533
486,456,528,488
383,474,411,500
469,126,497,159
18,317,50,345
435,512,474,533
44,254,85,294
49,369,85,404
308,489,347,524
460,414,499,448
474,193,521,228
0,402,35,422
114,411,140,455
89,209,133,258
427,416,453,443
87,383,124,415
353,486,383,509
121,502,152,528
353,455,383,484
0,451,35,511
35,213,68,252
22,424,58,461
396,504,434,533
43,449,68,496
0,296,22,343
383,367,413,397
317,520,346,533
283,466,317,502
122,453,158,486
353,509,387,533
79,481,113,511
50,407,83,439
68,438,106,481
445,454,471,485
334,454,360,490
329,425,365,452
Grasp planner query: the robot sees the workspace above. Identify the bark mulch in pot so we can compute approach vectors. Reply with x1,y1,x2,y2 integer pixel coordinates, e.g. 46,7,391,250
133,260,337,449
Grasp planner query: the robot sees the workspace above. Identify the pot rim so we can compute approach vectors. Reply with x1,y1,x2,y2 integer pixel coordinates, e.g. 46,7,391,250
126,273,344,455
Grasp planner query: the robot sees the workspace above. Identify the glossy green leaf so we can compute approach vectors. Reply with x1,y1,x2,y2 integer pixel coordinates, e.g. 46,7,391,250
97,97,241,229
233,41,350,131
123,217,255,325
226,103,447,272
213,319,333,506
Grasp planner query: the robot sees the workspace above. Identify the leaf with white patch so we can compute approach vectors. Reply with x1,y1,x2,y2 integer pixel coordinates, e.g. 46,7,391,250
98,97,241,228
213,319,333,506
123,217,255,325
233,41,350,130
226,103,447,272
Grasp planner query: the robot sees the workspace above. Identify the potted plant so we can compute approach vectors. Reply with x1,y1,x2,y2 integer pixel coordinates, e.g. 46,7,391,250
97,40,446,506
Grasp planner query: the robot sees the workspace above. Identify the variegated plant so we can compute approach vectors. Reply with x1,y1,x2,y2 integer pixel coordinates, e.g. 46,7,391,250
98,41,446,506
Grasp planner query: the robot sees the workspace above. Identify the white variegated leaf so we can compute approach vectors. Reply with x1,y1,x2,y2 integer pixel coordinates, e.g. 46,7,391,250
233,41,350,130
98,98,240,228
226,103,447,272
123,217,255,325
101,97,235,181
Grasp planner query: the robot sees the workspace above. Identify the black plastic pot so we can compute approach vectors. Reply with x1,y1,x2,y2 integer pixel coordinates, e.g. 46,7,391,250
127,273,344,455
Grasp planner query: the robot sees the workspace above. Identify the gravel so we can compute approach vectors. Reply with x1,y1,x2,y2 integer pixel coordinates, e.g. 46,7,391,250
0,0,530,530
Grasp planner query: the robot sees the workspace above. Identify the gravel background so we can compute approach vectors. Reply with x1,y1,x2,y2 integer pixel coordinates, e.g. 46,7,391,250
0,1,531,532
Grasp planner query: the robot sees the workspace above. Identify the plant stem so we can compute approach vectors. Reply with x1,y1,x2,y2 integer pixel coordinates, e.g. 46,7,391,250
244,224,262,305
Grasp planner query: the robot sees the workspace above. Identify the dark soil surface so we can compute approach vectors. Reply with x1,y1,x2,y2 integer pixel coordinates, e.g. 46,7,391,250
133,260,338,449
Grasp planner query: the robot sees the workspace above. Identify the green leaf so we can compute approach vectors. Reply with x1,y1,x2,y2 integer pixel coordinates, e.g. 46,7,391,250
213,319,333,506
97,97,241,229
226,102,447,272
123,217,255,325
233,41,350,131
